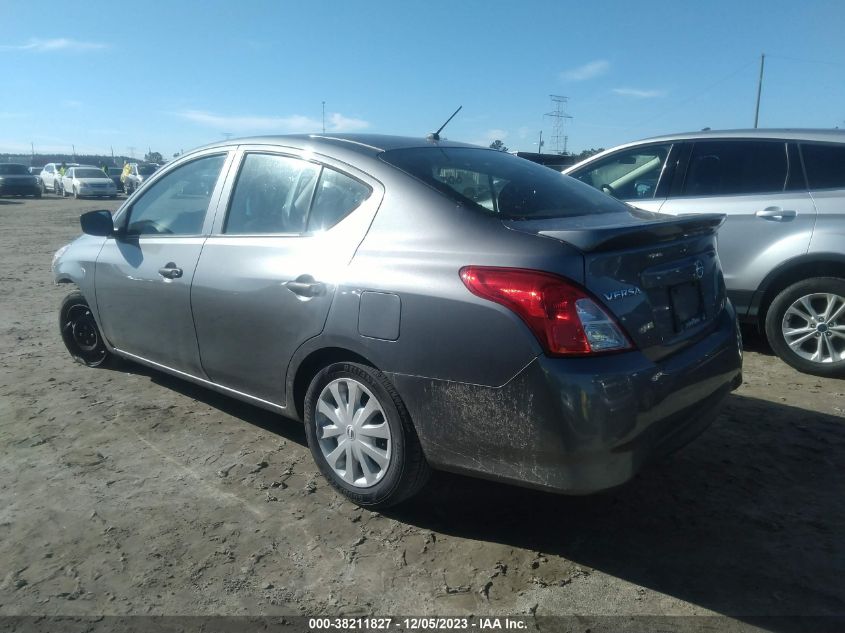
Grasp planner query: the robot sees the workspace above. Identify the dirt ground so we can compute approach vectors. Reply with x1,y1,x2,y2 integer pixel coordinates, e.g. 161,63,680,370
1,196,843,625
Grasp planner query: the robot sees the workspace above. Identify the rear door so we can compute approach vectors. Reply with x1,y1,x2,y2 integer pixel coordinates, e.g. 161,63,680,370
658,139,815,316
801,141,845,253
94,151,232,375
191,147,382,405
566,142,678,213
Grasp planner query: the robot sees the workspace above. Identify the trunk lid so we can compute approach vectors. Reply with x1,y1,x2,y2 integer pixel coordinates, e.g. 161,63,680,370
504,209,728,361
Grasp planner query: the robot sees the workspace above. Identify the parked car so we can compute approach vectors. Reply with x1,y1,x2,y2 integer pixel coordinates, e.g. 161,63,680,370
122,162,158,194
565,129,845,377
59,166,118,199
28,166,44,190
0,163,42,197
40,162,71,194
107,167,125,192
53,134,742,508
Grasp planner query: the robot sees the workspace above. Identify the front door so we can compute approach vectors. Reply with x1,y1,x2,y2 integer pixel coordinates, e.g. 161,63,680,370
94,152,231,375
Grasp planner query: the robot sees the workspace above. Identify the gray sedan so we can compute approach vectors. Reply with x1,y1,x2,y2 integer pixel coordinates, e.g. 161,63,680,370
52,134,742,508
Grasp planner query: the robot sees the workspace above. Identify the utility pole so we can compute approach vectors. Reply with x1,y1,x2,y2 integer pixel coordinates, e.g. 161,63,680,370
72,144,76,159
222,132,232,141
322,101,326,134
537,130,544,154
754,53,765,128
31,142,35,157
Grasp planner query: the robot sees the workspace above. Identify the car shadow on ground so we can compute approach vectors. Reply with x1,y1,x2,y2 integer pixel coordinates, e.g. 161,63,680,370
0,199,24,205
391,393,845,623
113,362,843,623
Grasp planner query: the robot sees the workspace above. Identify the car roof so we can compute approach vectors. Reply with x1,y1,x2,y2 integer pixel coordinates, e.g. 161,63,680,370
634,128,845,144
195,133,480,157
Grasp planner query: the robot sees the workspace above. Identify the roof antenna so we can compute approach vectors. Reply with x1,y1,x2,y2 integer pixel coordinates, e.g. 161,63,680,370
428,105,462,141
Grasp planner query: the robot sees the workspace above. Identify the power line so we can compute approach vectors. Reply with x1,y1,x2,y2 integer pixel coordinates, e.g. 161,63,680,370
629,59,757,130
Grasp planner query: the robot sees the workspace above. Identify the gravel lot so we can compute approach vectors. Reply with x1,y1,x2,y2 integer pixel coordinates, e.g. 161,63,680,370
1,196,843,624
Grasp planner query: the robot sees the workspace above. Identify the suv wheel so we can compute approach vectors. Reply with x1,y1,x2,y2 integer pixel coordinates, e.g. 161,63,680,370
765,277,845,377
304,362,430,509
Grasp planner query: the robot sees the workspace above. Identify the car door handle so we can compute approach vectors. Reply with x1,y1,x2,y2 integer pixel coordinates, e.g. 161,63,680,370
158,263,183,279
755,207,797,220
284,276,326,298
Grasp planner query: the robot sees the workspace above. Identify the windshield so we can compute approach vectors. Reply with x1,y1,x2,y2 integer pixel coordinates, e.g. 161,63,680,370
138,164,157,175
380,147,628,219
0,164,30,175
108,167,122,175
75,168,108,179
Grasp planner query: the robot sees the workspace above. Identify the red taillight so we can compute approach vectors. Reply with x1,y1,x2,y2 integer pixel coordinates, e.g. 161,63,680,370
459,266,632,356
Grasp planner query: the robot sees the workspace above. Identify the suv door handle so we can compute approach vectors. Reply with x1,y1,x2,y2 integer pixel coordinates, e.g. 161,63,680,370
284,275,326,298
158,263,183,279
755,207,797,220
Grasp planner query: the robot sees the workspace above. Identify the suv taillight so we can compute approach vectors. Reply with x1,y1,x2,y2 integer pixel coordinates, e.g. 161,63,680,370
460,266,632,356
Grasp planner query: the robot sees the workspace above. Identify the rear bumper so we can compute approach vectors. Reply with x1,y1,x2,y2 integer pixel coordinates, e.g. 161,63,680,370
390,305,742,494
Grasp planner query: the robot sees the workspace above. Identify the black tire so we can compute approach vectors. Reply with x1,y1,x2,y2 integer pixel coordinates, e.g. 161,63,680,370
304,362,430,508
765,276,845,378
40,180,46,194
73,187,79,199
34,190,42,199
59,291,111,368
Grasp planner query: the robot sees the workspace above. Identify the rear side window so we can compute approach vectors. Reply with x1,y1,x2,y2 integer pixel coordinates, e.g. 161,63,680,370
381,147,627,219
307,168,371,232
225,153,319,234
682,140,787,196
801,143,845,190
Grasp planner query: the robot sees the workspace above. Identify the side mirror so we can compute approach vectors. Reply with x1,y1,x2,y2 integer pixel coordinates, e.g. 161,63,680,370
80,210,115,236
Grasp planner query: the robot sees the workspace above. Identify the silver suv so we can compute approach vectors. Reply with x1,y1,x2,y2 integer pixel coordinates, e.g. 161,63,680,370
566,129,845,377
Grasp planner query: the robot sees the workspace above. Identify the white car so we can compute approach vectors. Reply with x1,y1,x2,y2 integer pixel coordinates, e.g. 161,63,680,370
59,166,118,199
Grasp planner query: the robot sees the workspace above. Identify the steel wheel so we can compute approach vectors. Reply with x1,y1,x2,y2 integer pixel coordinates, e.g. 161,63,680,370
314,378,392,488
59,292,110,367
781,292,845,364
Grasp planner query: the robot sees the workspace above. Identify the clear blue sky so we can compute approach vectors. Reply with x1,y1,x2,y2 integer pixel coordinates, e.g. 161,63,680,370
2,0,844,158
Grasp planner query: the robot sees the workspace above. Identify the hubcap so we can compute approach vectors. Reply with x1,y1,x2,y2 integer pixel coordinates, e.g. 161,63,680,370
315,378,391,488
781,293,845,364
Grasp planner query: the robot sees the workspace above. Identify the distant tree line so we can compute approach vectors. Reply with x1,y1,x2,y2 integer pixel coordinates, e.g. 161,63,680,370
2,151,167,168
488,139,604,160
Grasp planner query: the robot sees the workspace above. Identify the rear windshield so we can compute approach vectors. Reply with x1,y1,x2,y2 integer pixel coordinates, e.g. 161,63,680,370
138,164,157,175
0,164,29,175
75,168,108,178
380,147,626,219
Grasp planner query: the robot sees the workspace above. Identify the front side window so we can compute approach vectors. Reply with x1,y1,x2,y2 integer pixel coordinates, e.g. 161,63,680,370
381,147,626,219
801,143,845,190
307,168,371,232
681,140,787,197
224,153,319,234
125,154,226,236
571,144,671,200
